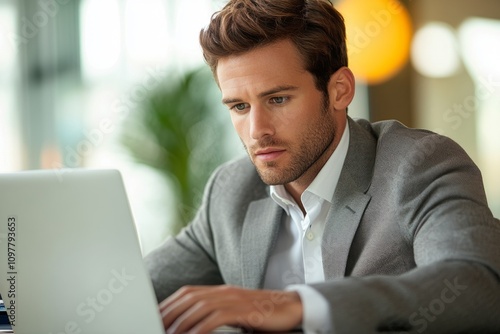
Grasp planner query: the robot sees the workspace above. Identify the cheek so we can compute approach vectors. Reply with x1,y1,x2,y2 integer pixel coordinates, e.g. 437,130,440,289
230,115,247,140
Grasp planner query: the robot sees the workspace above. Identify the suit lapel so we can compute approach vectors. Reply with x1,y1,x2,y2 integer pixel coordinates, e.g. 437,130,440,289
322,175,371,278
322,118,376,279
240,197,282,289
238,118,377,283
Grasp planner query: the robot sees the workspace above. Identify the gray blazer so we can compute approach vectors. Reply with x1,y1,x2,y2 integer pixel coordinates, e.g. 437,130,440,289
145,118,500,333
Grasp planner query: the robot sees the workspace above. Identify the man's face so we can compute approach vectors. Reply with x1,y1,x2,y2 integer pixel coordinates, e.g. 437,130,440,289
217,39,339,187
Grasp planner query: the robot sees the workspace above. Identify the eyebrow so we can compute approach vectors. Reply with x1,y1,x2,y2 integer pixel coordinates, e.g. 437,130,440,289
221,85,299,105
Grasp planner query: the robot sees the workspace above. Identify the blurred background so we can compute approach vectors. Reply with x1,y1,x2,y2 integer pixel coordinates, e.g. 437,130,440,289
0,0,499,255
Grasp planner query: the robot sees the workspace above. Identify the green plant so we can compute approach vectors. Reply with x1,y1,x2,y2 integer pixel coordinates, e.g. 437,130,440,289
121,66,234,234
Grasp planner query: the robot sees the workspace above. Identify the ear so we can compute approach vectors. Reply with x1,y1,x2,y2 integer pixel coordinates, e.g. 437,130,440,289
328,67,356,111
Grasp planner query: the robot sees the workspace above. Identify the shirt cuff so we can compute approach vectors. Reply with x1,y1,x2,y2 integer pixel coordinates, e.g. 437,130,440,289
286,284,332,334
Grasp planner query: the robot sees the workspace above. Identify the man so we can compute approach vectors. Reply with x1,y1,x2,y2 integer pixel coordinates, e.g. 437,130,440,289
145,0,500,333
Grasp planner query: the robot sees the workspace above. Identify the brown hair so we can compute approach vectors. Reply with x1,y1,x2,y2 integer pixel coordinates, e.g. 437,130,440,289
199,0,348,95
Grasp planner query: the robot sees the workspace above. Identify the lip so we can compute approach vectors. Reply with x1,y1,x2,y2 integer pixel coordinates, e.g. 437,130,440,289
254,148,286,162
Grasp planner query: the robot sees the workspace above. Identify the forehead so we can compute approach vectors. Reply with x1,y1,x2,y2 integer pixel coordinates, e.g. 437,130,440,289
216,39,309,97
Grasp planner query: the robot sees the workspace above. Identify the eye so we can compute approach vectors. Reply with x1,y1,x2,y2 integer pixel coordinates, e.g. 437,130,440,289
230,103,249,112
270,96,288,104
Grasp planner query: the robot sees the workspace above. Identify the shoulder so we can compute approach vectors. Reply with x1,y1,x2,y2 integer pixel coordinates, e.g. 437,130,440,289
207,155,269,203
214,155,258,178
354,118,474,170
364,118,444,145
351,118,486,207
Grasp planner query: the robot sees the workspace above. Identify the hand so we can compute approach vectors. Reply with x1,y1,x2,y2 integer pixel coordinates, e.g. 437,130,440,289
159,285,303,334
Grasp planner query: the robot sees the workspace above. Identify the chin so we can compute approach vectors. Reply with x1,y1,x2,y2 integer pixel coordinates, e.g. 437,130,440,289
255,169,282,185
256,168,296,186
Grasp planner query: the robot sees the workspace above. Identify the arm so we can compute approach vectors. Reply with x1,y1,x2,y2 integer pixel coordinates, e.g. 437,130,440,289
312,133,500,333
144,166,225,303
148,134,500,333
144,157,270,302
313,260,499,333
145,159,307,333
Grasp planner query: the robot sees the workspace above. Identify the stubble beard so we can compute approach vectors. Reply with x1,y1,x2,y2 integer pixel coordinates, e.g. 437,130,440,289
245,97,336,186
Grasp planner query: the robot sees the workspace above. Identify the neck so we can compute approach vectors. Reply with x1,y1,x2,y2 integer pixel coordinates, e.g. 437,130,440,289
284,118,347,214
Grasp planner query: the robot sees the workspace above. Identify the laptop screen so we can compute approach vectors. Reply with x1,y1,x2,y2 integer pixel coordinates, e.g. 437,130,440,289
0,295,13,333
0,169,164,334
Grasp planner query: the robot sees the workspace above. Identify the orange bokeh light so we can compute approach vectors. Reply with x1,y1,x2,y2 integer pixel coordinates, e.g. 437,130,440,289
337,0,413,84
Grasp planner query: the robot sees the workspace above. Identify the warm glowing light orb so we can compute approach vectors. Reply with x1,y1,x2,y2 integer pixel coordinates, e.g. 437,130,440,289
337,0,413,84
411,22,460,78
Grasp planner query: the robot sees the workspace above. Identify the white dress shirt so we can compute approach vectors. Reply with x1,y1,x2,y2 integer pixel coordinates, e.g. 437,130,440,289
264,124,350,333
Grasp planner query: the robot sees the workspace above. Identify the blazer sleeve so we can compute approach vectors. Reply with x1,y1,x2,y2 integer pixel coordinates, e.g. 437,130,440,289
143,166,225,303
311,133,500,333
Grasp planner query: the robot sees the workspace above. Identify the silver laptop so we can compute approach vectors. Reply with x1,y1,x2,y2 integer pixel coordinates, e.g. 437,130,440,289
0,169,165,334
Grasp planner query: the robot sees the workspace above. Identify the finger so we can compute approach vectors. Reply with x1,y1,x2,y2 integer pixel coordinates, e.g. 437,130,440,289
161,286,234,329
168,299,238,334
159,285,210,313
168,288,296,333
161,286,303,333
173,290,301,333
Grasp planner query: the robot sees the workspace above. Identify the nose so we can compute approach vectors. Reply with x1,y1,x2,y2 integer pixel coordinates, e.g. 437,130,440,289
249,106,275,140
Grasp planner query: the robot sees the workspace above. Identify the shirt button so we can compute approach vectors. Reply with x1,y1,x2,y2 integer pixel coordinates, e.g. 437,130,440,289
306,230,314,241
